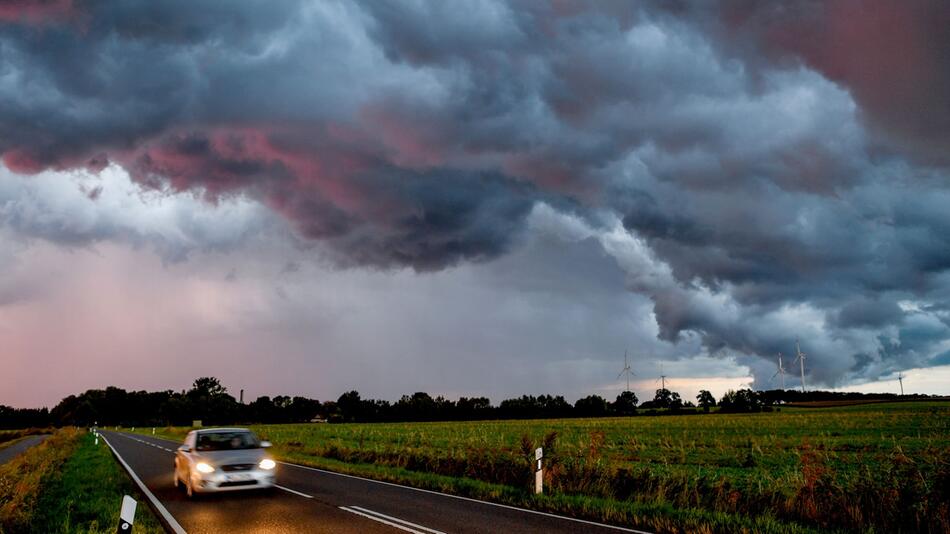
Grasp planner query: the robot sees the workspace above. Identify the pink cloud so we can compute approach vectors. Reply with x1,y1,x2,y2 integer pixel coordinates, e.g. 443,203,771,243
0,0,74,25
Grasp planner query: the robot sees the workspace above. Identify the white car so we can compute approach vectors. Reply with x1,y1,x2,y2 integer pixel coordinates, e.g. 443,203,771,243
174,428,276,497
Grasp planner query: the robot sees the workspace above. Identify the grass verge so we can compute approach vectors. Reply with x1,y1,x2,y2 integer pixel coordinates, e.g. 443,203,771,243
0,429,164,534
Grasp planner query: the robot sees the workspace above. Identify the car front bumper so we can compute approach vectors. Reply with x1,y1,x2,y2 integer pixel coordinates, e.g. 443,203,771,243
191,468,276,493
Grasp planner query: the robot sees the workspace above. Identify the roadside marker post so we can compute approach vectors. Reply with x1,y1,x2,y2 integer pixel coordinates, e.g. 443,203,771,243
117,495,136,533
535,447,543,494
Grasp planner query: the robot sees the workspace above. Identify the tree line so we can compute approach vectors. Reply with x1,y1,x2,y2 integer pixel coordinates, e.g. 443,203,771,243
0,377,933,429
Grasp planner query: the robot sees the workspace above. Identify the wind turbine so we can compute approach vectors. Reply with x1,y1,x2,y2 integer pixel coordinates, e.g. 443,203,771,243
656,362,668,391
617,350,635,392
897,371,905,396
771,353,787,390
791,340,807,393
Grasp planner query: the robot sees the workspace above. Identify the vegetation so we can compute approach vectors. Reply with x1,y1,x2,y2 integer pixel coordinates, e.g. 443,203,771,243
0,429,82,532
138,400,950,534
0,429,163,534
3,375,939,428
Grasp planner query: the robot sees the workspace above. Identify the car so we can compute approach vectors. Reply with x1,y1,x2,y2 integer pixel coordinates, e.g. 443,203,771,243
174,427,276,497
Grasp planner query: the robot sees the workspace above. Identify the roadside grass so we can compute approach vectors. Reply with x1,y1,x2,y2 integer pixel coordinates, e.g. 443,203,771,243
0,428,81,533
30,432,165,534
0,429,164,534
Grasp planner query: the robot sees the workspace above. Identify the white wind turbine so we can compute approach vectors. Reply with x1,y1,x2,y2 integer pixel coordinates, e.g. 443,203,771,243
791,340,807,393
617,350,635,393
771,353,787,390
656,361,668,391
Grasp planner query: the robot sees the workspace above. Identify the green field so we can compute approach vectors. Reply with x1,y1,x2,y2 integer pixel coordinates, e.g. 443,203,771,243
140,401,950,534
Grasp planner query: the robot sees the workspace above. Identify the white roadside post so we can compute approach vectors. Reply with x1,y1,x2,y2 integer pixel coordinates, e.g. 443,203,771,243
152,428,155,435
117,495,136,533
534,447,543,494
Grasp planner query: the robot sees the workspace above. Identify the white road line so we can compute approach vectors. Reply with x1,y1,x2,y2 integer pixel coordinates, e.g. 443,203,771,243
340,506,432,534
275,484,313,499
100,434,188,534
282,462,652,534
348,505,446,534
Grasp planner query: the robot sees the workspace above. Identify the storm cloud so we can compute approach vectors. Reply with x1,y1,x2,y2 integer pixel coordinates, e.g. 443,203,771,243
2,0,950,391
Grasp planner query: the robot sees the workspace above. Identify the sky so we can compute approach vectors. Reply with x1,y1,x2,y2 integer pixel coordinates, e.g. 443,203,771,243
2,1,950,408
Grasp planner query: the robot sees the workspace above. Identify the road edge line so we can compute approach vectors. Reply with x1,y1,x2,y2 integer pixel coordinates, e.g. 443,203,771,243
101,433,187,534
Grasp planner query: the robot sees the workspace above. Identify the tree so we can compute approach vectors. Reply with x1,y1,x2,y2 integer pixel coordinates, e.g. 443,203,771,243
697,390,716,412
718,389,763,413
574,395,609,417
644,388,683,410
612,391,639,416
190,377,227,398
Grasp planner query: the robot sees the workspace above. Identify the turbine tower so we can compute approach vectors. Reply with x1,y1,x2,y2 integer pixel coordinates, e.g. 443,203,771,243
617,350,635,392
771,353,787,390
792,340,807,393
657,362,667,391
897,371,905,396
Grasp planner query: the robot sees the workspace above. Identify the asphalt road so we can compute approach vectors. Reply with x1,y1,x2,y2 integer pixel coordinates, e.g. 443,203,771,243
0,434,48,465
101,431,649,534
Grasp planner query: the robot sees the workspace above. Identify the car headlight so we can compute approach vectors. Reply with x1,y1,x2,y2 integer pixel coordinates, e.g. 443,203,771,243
195,462,215,474
259,458,276,470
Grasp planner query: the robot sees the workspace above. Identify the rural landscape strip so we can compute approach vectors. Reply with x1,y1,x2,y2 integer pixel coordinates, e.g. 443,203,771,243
101,433,187,534
124,431,656,533
115,431,655,533
123,400,950,534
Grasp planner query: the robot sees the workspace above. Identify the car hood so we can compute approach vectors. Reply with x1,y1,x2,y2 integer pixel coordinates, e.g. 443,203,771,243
195,449,267,466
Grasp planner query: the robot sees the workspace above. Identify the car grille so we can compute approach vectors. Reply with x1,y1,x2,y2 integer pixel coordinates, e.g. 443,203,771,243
219,480,258,487
221,463,256,472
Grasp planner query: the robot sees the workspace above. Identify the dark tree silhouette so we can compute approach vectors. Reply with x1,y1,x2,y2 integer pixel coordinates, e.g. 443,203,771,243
612,391,639,415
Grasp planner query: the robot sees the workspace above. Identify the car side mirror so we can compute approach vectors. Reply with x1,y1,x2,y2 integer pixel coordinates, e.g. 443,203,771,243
260,441,272,448
178,445,191,452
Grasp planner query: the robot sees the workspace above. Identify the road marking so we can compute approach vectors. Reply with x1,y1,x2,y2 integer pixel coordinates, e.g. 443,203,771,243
275,484,313,499
348,505,446,534
340,506,443,534
100,433,188,534
283,462,652,534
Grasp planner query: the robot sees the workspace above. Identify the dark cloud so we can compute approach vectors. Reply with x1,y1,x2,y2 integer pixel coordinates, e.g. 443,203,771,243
1,1,950,386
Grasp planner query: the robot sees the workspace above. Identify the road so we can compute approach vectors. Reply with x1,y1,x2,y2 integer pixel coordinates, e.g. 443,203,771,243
0,434,48,465
101,431,649,534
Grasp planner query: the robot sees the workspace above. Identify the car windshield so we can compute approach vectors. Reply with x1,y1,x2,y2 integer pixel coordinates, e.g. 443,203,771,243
195,431,260,451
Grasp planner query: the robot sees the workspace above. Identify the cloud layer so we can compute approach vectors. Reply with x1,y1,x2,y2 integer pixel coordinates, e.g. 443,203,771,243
2,1,950,392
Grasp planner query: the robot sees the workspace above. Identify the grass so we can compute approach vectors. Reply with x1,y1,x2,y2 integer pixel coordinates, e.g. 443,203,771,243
0,429,164,534
136,401,950,534
0,429,81,533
